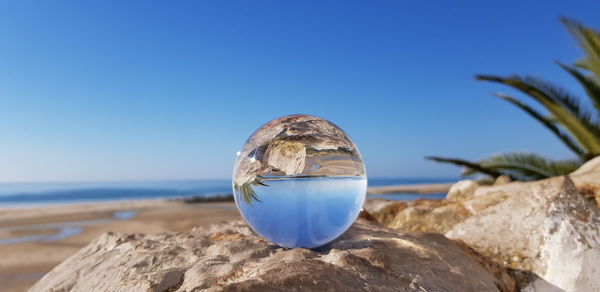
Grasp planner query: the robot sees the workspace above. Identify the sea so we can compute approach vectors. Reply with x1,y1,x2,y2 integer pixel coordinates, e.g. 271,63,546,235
0,177,456,207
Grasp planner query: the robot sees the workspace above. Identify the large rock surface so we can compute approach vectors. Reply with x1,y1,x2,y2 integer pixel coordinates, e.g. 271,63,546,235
366,157,600,292
31,219,514,292
446,176,600,292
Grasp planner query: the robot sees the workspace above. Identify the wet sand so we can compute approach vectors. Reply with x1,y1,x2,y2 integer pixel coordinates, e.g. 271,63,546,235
0,200,240,292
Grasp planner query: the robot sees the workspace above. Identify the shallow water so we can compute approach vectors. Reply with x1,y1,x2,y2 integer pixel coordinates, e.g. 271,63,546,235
235,177,367,248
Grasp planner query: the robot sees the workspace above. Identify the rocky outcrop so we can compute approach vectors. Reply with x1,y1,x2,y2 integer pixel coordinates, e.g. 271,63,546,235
31,219,514,292
365,157,600,291
446,176,600,291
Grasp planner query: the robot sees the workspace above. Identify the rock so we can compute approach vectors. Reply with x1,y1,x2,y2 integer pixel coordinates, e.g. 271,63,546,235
232,159,262,186
493,175,512,186
362,199,408,226
446,176,600,292
364,178,511,234
357,209,378,222
362,158,600,291
464,181,524,213
571,156,600,207
262,140,306,175
446,180,479,201
571,156,600,176
31,219,515,292
364,199,471,234
519,275,564,292
521,280,563,292
576,183,600,207
361,198,398,215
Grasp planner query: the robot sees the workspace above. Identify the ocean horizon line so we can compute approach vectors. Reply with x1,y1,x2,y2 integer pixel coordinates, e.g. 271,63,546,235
0,176,459,185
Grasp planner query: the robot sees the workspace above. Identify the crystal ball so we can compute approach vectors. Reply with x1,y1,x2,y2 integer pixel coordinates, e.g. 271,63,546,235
232,114,367,248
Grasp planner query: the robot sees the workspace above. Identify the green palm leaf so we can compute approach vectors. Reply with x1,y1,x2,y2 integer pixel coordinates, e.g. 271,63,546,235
427,18,599,181
427,154,581,181
476,74,600,154
462,153,580,180
425,156,504,178
561,17,600,77
557,62,600,113
235,175,267,205
494,93,585,157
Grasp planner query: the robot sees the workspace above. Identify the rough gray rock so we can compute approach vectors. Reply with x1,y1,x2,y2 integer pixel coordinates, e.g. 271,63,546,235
30,219,515,292
446,176,600,292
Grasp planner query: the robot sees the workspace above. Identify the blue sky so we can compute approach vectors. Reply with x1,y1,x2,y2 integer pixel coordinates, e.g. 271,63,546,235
0,1,599,182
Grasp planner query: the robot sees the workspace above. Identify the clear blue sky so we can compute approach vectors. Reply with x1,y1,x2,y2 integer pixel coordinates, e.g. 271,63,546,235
1,1,599,182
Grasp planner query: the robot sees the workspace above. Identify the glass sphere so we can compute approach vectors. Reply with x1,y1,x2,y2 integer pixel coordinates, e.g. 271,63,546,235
232,114,367,248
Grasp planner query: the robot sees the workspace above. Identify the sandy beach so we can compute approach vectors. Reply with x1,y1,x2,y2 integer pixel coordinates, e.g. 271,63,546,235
0,199,241,292
366,182,453,195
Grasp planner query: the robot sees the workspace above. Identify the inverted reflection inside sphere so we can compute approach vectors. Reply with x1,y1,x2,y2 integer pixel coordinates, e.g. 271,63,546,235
232,115,367,248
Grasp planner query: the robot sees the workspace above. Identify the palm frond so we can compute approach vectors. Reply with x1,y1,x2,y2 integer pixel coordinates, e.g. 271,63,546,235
518,76,600,143
425,156,504,178
557,62,600,113
428,154,581,181
463,152,581,181
254,175,268,186
561,17,600,77
494,93,585,157
476,74,600,154
236,175,267,205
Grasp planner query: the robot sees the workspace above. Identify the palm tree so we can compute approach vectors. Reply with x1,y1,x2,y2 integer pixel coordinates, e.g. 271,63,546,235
428,17,600,181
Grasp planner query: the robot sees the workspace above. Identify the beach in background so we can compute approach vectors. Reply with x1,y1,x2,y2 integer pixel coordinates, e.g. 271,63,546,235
0,178,453,291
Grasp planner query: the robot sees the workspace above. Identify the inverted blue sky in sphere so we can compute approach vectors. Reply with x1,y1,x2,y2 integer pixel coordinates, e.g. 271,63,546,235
0,1,599,182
